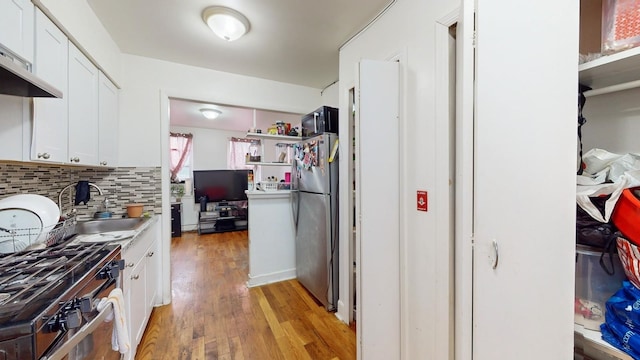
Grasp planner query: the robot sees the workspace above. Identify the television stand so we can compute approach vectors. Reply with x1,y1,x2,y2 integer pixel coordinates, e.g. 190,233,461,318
197,201,248,234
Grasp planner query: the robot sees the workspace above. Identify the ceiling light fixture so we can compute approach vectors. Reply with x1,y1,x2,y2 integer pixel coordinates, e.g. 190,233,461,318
200,108,221,120
202,6,250,42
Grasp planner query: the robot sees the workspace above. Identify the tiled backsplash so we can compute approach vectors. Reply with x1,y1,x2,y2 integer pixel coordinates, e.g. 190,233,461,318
0,162,162,220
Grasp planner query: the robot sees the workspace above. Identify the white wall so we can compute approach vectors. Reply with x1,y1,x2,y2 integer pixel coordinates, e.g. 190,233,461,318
170,126,244,171
338,0,458,359
582,88,640,154
321,82,340,107
118,54,322,167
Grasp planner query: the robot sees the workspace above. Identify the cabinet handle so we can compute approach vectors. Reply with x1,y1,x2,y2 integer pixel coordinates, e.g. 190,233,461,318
70,157,80,163
100,161,107,166
127,262,134,268
131,274,140,280
492,240,499,270
147,251,154,257
37,152,50,159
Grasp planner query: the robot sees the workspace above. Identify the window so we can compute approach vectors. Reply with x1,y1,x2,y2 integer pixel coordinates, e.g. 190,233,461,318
228,137,260,179
169,132,193,182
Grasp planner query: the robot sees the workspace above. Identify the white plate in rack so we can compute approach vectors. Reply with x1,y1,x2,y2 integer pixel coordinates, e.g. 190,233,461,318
78,230,137,243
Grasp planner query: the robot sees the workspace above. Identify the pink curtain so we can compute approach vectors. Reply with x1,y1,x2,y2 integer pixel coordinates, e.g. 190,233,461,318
227,137,259,170
169,132,193,181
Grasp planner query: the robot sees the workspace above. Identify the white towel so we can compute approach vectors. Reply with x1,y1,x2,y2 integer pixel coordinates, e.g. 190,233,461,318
96,287,131,354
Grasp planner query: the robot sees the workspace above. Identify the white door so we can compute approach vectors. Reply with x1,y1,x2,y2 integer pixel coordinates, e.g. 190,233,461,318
98,71,118,167
32,9,68,163
68,43,99,166
356,59,400,360
467,0,579,359
0,0,33,62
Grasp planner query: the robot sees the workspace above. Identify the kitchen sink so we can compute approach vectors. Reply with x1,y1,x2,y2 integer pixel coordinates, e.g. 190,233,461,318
75,217,148,234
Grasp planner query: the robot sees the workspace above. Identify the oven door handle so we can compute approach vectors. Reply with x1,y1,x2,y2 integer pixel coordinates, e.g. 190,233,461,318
41,303,114,360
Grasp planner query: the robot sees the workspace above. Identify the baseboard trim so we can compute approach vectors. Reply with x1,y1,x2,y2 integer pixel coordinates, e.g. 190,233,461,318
246,268,296,288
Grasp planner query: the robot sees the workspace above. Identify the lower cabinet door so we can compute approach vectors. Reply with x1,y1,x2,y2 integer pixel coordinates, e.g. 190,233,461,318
128,259,147,348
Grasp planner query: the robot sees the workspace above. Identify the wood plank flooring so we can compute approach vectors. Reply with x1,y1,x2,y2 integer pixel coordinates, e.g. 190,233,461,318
135,230,356,360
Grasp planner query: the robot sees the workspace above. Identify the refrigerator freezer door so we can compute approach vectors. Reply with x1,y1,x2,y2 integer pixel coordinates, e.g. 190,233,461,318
295,191,337,310
293,133,338,195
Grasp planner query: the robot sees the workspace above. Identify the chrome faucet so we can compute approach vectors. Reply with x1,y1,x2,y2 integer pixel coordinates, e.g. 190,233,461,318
58,182,105,216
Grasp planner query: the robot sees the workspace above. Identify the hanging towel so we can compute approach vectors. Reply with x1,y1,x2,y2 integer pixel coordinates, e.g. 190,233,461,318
74,181,90,205
96,288,130,354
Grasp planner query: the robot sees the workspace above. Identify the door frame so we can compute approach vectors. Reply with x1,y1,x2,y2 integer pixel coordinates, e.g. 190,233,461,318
435,6,475,360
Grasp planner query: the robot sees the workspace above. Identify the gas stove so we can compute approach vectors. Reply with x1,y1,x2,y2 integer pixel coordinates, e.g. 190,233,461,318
0,242,123,360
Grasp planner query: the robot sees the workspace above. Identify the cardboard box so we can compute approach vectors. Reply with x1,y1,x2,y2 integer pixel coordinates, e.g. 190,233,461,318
581,0,603,54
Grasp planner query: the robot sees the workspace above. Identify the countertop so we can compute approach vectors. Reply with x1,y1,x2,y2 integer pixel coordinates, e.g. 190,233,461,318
68,215,160,252
245,190,292,199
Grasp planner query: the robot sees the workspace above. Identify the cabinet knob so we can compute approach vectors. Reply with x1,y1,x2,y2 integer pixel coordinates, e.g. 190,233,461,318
147,251,154,257
100,161,108,166
37,152,50,159
127,262,134,268
70,157,80,163
131,274,140,280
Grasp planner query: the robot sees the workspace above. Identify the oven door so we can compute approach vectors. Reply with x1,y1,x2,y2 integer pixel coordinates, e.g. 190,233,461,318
40,259,125,360
41,299,123,360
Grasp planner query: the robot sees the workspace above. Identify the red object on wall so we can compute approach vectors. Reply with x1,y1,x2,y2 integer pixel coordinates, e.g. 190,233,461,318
417,191,428,212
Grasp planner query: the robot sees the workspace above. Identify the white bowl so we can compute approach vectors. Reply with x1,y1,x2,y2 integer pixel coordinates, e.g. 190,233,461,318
0,194,60,246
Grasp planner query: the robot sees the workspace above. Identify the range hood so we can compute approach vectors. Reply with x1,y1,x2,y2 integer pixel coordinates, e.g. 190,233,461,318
0,54,62,98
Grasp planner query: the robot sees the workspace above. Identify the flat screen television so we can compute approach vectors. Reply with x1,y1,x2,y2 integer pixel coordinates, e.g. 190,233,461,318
193,169,249,203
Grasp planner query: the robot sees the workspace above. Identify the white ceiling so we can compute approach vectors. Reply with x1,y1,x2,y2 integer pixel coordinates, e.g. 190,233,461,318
86,0,393,89
169,98,303,132
87,0,393,131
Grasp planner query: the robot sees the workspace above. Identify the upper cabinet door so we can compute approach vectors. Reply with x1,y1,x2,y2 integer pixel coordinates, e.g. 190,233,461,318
98,71,118,167
68,43,99,166
32,9,68,164
471,0,579,359
0,0,34,62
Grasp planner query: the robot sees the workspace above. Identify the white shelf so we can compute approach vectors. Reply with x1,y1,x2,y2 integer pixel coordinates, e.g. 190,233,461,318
245,132,301,141
574,323,632,360
246,161,292,167
579,47,640,91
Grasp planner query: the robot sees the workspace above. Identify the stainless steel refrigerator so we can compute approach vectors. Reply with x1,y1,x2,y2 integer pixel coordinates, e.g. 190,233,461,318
291,132,339,311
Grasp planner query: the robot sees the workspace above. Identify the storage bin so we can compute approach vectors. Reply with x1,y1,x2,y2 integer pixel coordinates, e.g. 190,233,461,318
602,0,640,53
575,245,626,330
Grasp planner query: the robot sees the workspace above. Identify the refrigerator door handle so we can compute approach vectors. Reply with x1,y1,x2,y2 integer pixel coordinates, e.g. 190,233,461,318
291,190,300,230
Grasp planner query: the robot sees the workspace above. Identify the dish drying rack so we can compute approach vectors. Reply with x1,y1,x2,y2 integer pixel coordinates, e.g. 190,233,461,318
0,216,77,253
45,216,76,246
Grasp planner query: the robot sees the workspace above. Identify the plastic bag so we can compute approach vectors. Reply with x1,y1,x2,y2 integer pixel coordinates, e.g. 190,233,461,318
601,281,640,358
577,149,640,223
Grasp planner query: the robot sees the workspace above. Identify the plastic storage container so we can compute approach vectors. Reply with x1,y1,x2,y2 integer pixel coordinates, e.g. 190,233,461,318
602,0,640,53
575,245,626,330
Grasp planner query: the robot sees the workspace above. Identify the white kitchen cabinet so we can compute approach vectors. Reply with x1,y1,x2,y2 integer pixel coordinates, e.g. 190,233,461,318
0,0,34,63
31,8,68,164
457,0,578,359
98,71,118,167
68,43,99,166
122,218,160,360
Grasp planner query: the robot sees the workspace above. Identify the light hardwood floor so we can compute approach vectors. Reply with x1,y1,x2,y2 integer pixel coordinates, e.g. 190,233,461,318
135,230,356,360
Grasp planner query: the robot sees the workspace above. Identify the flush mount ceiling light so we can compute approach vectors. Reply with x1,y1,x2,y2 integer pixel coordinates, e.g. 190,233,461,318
202,6,250,42
200,108,222,120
